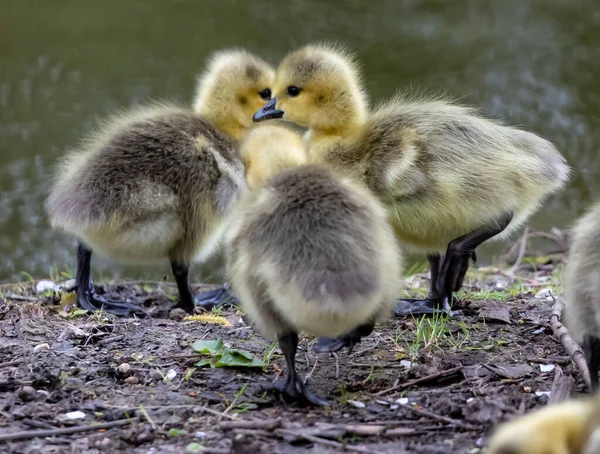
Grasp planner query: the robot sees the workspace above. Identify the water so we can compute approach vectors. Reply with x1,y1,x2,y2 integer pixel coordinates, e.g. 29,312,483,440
1,0,598,283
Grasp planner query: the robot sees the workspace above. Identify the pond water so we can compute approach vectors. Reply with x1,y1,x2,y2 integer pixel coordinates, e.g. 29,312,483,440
1,0,598,283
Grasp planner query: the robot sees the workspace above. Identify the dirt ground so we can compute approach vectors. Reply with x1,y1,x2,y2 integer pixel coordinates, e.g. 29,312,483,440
0,255,586,454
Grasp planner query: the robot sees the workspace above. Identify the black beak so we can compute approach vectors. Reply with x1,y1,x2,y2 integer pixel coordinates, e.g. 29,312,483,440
253,98,284,122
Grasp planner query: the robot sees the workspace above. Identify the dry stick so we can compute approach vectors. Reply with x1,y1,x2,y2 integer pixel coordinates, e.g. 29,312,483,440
0,360,24,368
303,357,319,384
0,417,140,443
219,417,282,431
275,429,377,454
5,294,39,302
366,393,477,431
104,404,236,420
374,365,463,397
508,226,529,276
549,294,592,391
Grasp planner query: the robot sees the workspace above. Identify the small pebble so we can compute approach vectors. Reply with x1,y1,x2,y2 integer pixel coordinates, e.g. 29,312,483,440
194,431,207,439
535,391,551,397
400,360,412,368
100,438,111,447
117,363,131,374
523,386,532,393
124,376,139,385
395,397,409,405
17,386,37,402
62,279,77,292
149,369,163,381
169,308,187,321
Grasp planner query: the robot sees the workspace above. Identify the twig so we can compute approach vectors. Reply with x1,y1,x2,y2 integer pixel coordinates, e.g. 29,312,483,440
0,417,140,442
0,360,24,368
549,294,592,390
5,294,39,302
220,383,247,421
550,295,587,377
304,357,319,384
366,393,477,431
275,429,377,454
508,227,529,276
219,418,282,431
104,404,236,420
374,365,463,397
97,335,124,346
333,352,340,379
138,405,157,430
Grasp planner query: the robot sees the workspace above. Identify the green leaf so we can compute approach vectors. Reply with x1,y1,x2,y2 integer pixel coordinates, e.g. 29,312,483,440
71,309,88,317
186,442,205,453
215,349,265,369
194,359,213,368
192,339,224,355
169,428,187,437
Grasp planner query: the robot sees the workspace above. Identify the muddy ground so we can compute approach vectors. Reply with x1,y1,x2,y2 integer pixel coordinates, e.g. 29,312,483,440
0,256,587,454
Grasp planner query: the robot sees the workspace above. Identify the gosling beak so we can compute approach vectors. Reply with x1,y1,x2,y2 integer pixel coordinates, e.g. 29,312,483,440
253,98,284,122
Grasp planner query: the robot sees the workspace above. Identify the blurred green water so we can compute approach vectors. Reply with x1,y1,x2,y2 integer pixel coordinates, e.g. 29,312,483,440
1,0,597,283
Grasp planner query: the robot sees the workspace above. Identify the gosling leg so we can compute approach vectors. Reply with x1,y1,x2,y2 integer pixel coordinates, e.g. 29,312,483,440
453,251,477,292
194,283,238,311
270,332,329,406
393,253,450,316
75,242,146,317
583,334,600,392
171,261,197,313
313,321,375,354
437,213,513,305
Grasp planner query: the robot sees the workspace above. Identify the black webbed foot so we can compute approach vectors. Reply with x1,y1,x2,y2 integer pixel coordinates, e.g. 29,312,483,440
393,296,452,316
75,242,146,317
193,283,238,311
77,288,146,317
313,322,375,354
267,376,330,407
271,331,330,406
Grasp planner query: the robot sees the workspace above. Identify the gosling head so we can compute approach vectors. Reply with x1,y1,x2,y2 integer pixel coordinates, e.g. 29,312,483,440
253,43,368,133
194,49,274,140
240,123,307,190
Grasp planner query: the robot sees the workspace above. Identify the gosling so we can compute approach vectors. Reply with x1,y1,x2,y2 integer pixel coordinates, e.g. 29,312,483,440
46,49,274,316
565,200,600,391
487,393,600,454
254,43,570,350
225,124,402,405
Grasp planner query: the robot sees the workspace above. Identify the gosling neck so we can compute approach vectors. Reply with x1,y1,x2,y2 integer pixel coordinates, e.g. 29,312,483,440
308,118,364,158
196,107,247,142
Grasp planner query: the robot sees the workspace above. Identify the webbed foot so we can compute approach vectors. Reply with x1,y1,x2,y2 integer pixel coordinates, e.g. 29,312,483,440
313,322,375,354
393,296,452,316
75,242,146,317
268,376,329,407
77,288,146,317
193,283,238,311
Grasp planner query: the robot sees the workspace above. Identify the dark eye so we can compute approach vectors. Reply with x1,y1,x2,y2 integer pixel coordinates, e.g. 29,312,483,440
259,88,271,100
287,86,301,97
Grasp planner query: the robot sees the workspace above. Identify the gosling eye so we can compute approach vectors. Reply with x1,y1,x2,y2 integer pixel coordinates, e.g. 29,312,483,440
287,86,301,97
258,88,271,100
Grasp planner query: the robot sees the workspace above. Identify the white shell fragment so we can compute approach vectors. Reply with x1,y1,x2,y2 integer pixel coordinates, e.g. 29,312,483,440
163,369,177,382
400,360,412,368
535,391,551,397
395,397,409,405
539,364,555,372
33,343,50,352
64,411,86,420
348,400,366,408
